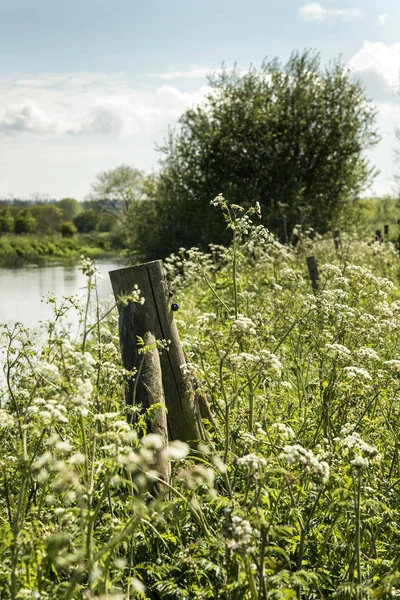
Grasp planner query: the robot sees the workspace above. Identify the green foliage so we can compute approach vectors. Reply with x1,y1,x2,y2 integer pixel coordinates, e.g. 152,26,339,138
0,208,14,233
14,209,37,234
133,50,379,259
4,199,400,597
57,197,82,221
30,204,65,235
74,209,98,233
61,221,78,238
0,233,118,266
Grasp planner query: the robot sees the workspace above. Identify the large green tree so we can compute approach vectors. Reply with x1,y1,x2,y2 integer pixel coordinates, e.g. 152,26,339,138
135,51,379,259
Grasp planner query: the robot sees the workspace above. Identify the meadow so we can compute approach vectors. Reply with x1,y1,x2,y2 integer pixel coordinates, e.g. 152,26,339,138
2,196,400,599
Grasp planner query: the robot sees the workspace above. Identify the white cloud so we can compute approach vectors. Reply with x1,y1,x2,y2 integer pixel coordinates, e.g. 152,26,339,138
152,66,214,80
349,41,400,101
0,73,211,139
298,3,362,22
378,13,388,25
0,72,212,197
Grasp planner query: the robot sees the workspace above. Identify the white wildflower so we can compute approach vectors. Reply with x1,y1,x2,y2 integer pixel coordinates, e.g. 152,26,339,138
231,314,257,336
141,433,164,450
358,347,379,361
326,343,351,357
343,366,372,381
163,440,190,460
55,441,72,453
0,409,14,429
341,432,378,457
36,361,60,383
271,422,295,441
282,444,330,484
351,456,369,470
237,453,267,473
227,516,254,553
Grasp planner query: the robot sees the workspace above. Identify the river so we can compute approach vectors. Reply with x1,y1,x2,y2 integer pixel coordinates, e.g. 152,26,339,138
0,258,125,335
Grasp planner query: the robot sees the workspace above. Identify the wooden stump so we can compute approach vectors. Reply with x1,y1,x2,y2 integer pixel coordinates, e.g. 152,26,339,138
109,260,204,444
306,256,319,292
332,230,342,251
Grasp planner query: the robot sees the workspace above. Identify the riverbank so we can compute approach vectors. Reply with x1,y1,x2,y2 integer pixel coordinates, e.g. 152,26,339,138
0,232,123,267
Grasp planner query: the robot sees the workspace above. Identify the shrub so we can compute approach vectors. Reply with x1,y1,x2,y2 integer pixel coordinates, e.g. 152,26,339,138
61,221,78,238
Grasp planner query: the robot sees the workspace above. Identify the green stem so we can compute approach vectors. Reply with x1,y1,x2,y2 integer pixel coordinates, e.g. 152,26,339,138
355,470,362,594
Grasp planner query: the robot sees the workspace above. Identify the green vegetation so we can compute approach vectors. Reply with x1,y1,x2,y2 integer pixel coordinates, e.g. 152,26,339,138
3,197,400,597
0,233,120,267
128,51,379,260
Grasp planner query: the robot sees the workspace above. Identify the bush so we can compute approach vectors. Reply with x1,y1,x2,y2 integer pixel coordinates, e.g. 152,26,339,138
74,210,97,233
14,209,37,234
61,221,77,238
0,208,14,233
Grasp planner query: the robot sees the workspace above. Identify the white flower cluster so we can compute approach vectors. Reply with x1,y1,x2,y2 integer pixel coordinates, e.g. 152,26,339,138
62,340,96,373
279,267,305,284
350,456,370,470
227,516,254,553
72,378,93,415
340,431,378,458
35,361,61,383
118,284,145,307
358,347,379,362
282,444,330,484
384,360,400,370
196,312,217,327
210,193,227,209
259,349,283,377
271,422,295,442
0,409,14,429
343,366,372,381
237,453,267,474
230,315,257,336
229,349,283,377
326,343,351,357
80,255,101,278
27,397,68,424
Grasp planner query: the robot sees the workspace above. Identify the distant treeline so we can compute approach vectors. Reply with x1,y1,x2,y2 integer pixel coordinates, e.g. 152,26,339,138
0,198,120,237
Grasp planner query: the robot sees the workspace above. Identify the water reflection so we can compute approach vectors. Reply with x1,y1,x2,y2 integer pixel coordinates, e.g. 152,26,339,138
0,259,124,334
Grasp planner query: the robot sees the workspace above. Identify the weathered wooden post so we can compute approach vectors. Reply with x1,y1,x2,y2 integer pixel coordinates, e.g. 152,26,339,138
332,230,342,251
375,229,382,243
306,256,319,292
384,224,389,237
109,260,205,445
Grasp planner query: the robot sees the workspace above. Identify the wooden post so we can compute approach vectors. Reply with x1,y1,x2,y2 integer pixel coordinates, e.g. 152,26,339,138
306,256,319,291
375,229,382,243
384,224,389,236
332,229,342,251
109,260,205,444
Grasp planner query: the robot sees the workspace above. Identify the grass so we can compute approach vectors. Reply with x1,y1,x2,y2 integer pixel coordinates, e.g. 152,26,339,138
2,198,400,598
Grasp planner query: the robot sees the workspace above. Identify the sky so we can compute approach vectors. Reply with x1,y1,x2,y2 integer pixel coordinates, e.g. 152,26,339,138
0,0,399,199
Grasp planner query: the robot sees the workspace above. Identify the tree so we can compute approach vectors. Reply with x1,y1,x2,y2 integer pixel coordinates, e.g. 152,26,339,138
57,198,82,221
73,210,97,233
14,210,37,234
0,208,14,233
30,204,65,235
134,51,379,259
89,165,147,225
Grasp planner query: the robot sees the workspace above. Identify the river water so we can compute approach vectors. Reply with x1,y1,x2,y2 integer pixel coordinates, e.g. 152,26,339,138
0,258,125,335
